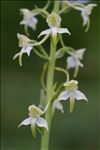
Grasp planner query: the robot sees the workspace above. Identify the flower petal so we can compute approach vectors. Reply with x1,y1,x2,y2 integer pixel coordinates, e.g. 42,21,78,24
28,16,38,30
22,45,33,56
36,117,48,130
57,28,71,35
38,29,51,38
81,10,89,26
67,56,83,69
86,4,97,15
74,90,88,101
18,117,31,127
57,91,69,101
13,52,20,60
76,48,86,59
67,56,77,69
53,100,64,113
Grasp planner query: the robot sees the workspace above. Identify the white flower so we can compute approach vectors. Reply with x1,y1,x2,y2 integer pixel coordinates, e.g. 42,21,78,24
66,1,97,31
80,4,97,30
38,12,71,38
19,104,48,137
20,8,38,30
67,48,86,69
13,33,33,66
54,80,88,113
53,100,64,113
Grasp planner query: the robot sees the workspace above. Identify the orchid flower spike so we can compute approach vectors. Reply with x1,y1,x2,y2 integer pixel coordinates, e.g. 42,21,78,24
67,48,86,70
20,8,38,30
19,104,48,137
54,80,88,113
13,33,33,66
38,12,71,42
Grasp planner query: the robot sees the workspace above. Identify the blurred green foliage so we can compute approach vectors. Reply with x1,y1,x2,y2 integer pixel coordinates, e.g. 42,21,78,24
1,1,100,150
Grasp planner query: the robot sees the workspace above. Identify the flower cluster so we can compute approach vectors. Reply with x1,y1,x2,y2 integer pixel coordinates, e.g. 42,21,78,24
13,0,97,141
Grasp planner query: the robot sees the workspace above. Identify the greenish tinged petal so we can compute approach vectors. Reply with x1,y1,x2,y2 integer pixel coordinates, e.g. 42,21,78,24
76,48,86,59
36,117,48,131
57,91,69,101
74,90,88,101
57,28,71,35
18,117,31,127
31,124,36,138
17,33,31,47
53,100,64,113
86,4,97,15
13,52,20,60
47,12,61,28
70,98,75,113
38,29,51,38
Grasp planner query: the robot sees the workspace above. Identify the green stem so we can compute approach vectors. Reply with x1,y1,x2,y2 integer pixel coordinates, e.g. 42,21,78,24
30,34,49,46
55,67,69,81
41,1,60,150
33,48,49,60
41,36,57,150
53,1,59,13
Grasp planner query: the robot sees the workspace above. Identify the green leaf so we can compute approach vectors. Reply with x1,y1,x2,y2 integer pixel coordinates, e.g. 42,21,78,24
55,49,65,59
39,89,47,109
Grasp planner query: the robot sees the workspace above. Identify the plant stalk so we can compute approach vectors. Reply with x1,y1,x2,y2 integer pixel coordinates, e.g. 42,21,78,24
40,36,57,150
40,1,60,150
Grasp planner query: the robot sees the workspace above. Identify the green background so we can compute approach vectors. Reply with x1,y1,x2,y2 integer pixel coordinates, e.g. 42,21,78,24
1,1,100,150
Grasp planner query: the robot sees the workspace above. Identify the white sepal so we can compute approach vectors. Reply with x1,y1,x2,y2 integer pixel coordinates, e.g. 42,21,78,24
57,28,71,35
74,90,88,101
57,91,69,101
38,29,51,38
18,117,31,127
36,117,48,131
53,100,64,113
